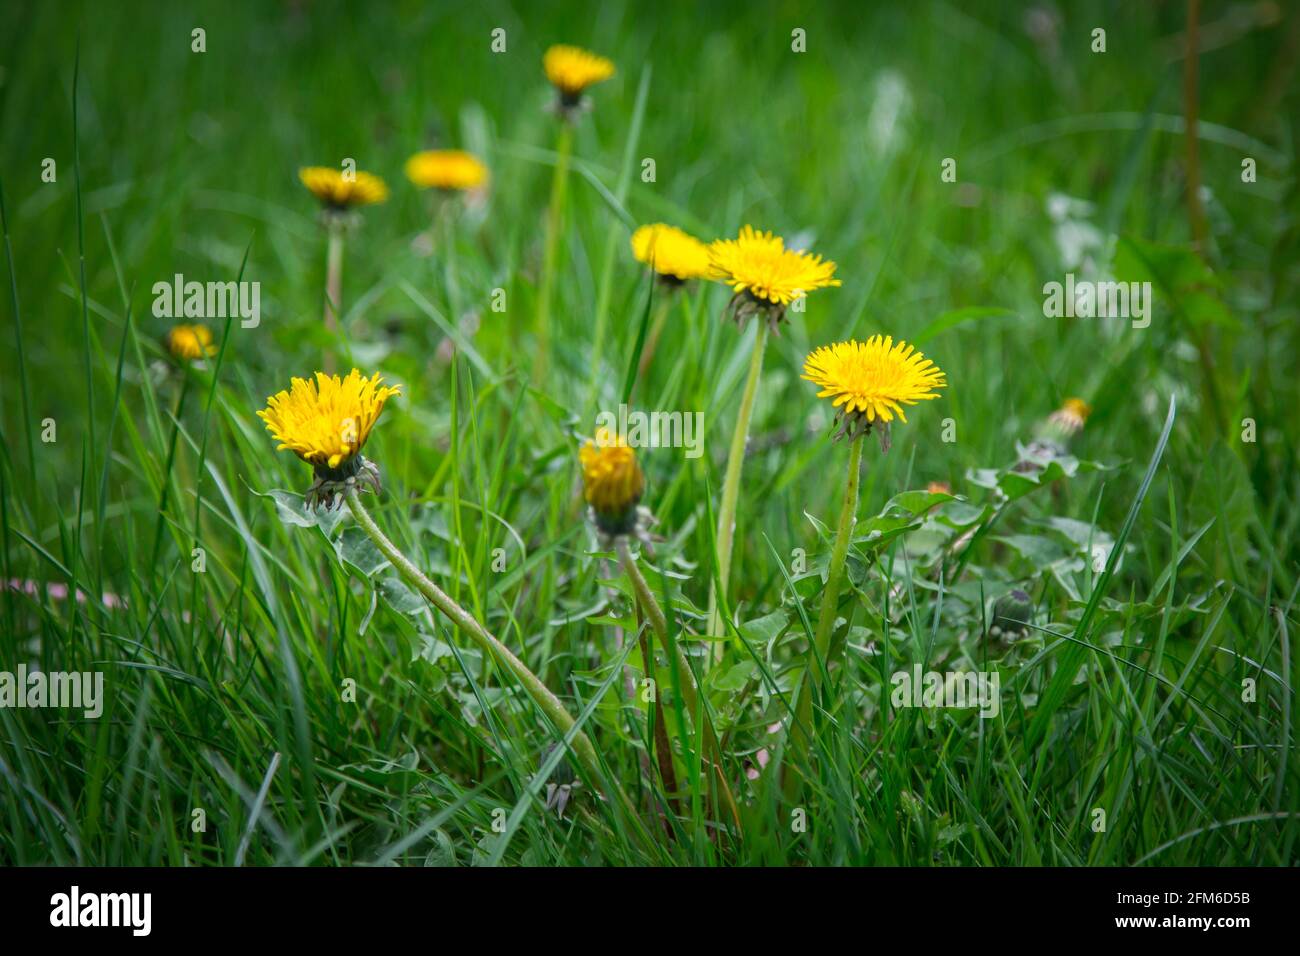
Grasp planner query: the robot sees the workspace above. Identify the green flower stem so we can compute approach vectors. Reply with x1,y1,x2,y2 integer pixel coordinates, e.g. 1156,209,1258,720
585,222,621,418
436,196,458,309
633,295,673,391
788,434,863,781
346,486,621,807
706,320,769,658
534,122,573,383
617,540,680,807
322,220,345,374
811,434,863,671
617,538,742,832
616,538,668,638
149,373,191,571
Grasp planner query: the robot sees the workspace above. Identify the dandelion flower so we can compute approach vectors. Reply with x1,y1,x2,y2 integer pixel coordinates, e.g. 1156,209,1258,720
536,47,611,374
709,225,840,328
631,223,711,284
544,44,615,107
258,369,401,508
802,336,946,445
298,167,389,210
164,323,216,362
1048,397,1091,435
405,150,489,192
790,338,945,760
579,427,646,537
300,168,385,370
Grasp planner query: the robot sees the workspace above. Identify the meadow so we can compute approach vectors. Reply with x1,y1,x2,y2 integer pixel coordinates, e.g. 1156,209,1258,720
1,0,1297,866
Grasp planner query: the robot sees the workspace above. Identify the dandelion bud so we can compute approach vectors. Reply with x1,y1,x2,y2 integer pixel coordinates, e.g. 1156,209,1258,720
988,589,1033,641
579,428,645,537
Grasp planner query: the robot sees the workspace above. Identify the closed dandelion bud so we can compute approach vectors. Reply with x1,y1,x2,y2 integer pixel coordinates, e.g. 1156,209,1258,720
579,428,645,537
1030,396,1092,457
539,742,579,817
257,369,401,510
539,741,577,788
988,589,1033,641
1051,397,1092,435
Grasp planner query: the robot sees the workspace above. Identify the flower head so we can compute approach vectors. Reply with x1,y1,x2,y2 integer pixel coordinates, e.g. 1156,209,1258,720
405,150,489,192
258,369,401,508
631,223,711,283
1024,396,1092,463
164,323,216,362
802,336,946,445
544,44,615,108
579,427,646,536
709,226,840,328
299,167,389,210
988,589,1034,642
1048,397,1091,435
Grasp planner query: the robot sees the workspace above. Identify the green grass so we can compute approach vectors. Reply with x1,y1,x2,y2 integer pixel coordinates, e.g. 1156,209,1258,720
1,0,1297,866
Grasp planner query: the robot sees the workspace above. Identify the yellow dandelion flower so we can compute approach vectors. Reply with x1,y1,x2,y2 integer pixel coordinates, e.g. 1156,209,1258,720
803,336,946,443
1049,396,1091,434
708,226,840,325
544,44,615,102
631,223,712,283
259,369,400,469
579,427,645,535
299,167,389,209
164,323,216,361
405,150,489,192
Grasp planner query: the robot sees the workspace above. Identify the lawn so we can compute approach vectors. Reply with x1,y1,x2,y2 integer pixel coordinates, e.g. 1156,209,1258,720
0,0,1296,866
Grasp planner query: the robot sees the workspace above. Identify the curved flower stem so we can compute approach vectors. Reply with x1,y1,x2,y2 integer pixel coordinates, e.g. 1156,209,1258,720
617,538,742,833
788,434,863,788
322,220,345,374
617,539,668,638
345,487,627,812
534,122,573,384
706,320,769,659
